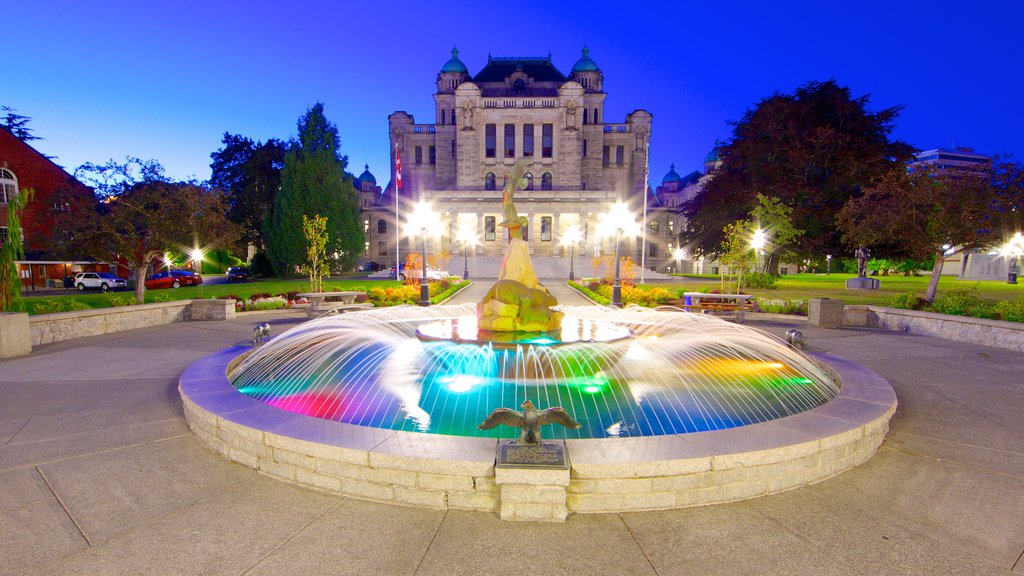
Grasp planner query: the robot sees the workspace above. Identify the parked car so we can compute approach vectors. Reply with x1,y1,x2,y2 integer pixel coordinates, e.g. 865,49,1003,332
358,261,385,272
73,272,128,292
389,265,449,281
225,267,249,282
145,269,203,290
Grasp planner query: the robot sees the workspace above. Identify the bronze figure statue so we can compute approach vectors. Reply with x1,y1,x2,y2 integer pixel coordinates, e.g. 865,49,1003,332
478,400,581,444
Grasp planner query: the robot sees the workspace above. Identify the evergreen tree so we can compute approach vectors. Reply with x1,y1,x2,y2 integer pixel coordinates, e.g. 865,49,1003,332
210,133,285,250
1,106,42,142
265,103,363,275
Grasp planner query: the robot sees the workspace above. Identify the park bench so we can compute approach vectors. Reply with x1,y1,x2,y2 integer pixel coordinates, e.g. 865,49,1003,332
297,292,372,318
681,292,755,323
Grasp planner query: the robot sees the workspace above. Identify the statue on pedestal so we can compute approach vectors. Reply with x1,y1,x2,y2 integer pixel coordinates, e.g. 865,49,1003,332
856,246,870,278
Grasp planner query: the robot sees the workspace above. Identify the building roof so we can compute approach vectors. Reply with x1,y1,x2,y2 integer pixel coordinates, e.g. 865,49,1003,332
472,55,567,83
358,164,376,185
662,163,681,184
571,47,600,73
705,146,721,164
440,47,468,74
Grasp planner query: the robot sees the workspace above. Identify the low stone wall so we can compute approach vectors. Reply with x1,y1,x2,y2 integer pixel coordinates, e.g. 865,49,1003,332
843,305,1024,352
27,299,236,347
180,347,896,522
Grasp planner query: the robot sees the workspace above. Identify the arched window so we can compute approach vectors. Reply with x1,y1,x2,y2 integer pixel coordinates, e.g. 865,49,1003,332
649,220,659,235
378,219,387,234
513,79,526,95
541,173,552,191
485,172,496,190
441,109,446,125
524,173,533,190
0,168,16,204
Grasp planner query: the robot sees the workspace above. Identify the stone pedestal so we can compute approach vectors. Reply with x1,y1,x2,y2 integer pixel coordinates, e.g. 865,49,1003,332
0,312,32,357
188,299,237,321
494,466,570,522
808,298,845,328
845,277,880,290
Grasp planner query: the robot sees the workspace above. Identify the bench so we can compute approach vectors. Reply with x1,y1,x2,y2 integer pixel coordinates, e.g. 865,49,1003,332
681,293,755,323
297,292,372,318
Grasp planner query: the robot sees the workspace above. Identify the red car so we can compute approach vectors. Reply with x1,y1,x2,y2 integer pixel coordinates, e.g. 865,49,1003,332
145,270,203,289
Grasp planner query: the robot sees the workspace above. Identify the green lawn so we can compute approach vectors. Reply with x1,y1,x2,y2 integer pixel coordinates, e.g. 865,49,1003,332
656,273,1023,306
19,278,404,314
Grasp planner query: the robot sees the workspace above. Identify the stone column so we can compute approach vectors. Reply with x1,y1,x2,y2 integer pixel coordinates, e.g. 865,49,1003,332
0,312,32,357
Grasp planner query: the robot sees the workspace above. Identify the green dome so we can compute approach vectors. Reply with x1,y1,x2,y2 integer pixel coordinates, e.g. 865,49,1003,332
705,142,723,164
662,163,681,184
571,47,600,72
441,47,468,74
358,164,376,185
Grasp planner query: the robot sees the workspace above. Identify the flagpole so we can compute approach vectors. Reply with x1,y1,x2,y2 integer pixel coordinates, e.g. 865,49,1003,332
639,140,650,284
395,142,401,279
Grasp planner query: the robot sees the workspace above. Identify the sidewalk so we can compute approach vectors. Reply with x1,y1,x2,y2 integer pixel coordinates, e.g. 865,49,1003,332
1,306,1022,575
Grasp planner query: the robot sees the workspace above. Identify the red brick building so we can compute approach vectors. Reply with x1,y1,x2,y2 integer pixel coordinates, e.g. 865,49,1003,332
0,127,114,290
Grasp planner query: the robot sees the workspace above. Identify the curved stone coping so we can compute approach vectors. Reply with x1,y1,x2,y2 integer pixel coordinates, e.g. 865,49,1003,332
179,347,896,517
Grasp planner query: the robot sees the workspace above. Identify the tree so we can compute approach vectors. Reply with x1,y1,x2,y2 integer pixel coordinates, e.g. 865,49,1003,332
1,106,42,142
749,194,803,273
264,103,363,275
301,214,329,293
837,161,1021,302
1,187,33,311
210,133,285,250
718,220,756,292
682,80,914,259
74,157,167,199
92,181,240,303
22,185,98,277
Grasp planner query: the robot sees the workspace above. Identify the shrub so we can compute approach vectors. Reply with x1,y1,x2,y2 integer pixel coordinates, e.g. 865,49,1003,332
249,251,274,277
994,296,1024,323
568,281,610,305
744,271,777,289
755,298,807,315
927,288,990,317
621,285,673,307
104,293,137,307
889,291,927,310
27,299,90,314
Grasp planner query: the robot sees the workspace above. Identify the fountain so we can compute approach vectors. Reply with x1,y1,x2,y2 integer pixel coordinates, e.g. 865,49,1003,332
178,161,896,520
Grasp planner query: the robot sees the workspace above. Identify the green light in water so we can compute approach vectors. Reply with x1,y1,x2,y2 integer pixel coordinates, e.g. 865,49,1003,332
583,385,602,394
525,337,558,345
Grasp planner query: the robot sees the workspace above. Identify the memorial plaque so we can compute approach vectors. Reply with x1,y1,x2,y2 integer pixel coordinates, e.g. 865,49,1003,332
496,441,569,469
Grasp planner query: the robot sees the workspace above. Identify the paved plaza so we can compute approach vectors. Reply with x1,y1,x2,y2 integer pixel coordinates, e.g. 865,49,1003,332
2,283,1023,575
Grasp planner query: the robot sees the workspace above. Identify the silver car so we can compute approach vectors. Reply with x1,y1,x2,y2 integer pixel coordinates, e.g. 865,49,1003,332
74,272,128,291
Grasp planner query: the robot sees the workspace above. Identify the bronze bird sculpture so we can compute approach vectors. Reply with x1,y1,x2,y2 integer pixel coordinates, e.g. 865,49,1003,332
478,400,582,444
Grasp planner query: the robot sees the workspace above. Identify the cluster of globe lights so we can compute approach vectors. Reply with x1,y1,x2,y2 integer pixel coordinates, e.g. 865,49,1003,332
226,201,844,440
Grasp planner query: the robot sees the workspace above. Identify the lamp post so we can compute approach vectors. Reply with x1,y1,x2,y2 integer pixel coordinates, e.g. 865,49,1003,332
599,202,640,308
672,247,686,275
191,248,203,275
561,224,582,281
751,228,767,273
826,254,832,275
456,224,477,280
406,202,438,306
1002,232,1024,284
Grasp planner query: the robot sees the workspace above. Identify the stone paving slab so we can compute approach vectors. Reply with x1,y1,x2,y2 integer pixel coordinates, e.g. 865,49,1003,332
0,309,1022,574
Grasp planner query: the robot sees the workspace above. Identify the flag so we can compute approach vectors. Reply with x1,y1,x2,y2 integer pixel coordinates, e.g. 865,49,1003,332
395,143,402,191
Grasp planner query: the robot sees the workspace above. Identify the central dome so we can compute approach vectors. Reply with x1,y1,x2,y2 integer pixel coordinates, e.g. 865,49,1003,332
571,47,600,72
441,47,468,74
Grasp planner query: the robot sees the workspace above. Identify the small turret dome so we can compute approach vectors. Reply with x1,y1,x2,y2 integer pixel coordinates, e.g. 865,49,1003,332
441,47,468,74
662,163,681,184
705,141,723,164
571,47,600,72
358,164,376,185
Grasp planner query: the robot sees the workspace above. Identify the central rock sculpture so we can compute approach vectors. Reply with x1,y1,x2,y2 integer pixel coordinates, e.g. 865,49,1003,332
477,159,564,333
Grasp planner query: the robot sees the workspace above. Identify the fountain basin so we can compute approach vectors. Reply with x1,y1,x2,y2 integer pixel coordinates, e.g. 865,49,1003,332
180,332,896,518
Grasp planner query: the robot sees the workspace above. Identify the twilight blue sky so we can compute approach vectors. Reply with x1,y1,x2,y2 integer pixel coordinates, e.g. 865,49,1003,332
7,0,1023,185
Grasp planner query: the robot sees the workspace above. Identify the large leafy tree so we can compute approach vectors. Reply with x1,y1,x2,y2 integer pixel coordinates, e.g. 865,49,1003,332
91,181,240,303
682,80,915,259
74,156,167,199
837,161,1022,302
210,133,285,250
264,103,362,275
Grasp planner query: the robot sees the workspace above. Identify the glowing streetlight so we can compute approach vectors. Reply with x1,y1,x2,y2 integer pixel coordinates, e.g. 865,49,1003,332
1001,232,1024,284
751,228,767,272
561,224,583,281
671,247,686,274
405,202,440,306
164,252,173,272
456,223,477,280
190,248,204,275
826,254,832,275
598,202,641,308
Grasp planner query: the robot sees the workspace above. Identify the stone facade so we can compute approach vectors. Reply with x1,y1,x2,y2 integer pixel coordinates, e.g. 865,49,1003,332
363,48,659,271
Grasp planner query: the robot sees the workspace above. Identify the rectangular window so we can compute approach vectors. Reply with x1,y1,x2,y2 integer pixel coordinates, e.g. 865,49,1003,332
0,226,7,246
429,145,436,165
451,139,456,160
378,241,387,256
504,124,515,158
649,243,658,257
583,139,587,157
602,146,610,166
616,145,624,166
542,124,553,157
485,216,496,241
0,182,14,204
523,125,534,157
415,146,423,165
364,241,370,254
485,124,496,158
541,217,552,241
